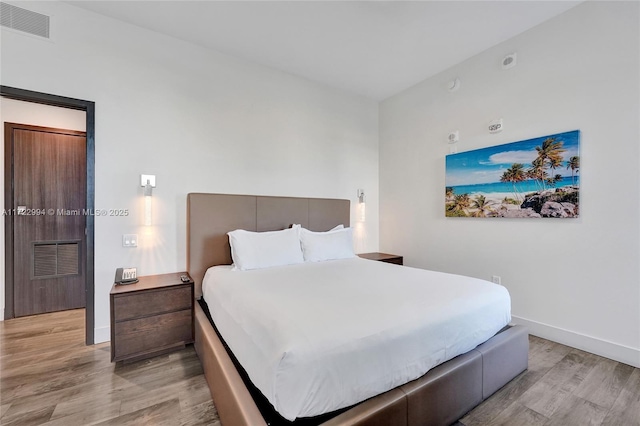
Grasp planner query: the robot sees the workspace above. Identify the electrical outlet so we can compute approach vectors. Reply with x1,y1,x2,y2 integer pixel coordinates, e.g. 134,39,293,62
492,275,502,285
122,234,138,247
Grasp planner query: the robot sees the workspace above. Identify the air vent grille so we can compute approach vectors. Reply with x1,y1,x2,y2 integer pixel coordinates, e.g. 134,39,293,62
0,2,50,39
33,241,80,278
57,243,80,275
33,244,57,277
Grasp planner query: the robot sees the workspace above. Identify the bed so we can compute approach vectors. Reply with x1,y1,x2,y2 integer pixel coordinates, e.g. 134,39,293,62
187,193,528,426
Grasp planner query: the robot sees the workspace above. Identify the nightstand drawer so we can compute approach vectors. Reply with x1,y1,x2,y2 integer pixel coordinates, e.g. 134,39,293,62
113,309,193,360
113,285,191,321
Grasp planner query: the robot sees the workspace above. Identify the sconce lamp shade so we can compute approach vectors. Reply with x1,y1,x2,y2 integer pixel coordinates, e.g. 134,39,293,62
141,174,156,226
144,184,152,226
357,202,366,222
357,189,365,222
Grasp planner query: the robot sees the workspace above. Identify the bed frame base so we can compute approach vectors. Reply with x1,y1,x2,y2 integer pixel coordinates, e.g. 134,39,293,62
195,303,528,426
195,303,265,426
188,193,528,425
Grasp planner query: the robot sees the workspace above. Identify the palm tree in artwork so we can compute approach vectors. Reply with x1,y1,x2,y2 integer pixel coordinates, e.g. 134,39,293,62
567,156,580,186
500,163,526,201
533,137,566,190
452,194,471,215
527,158,544,191
445,187,454,202
470,194,494,217
545,174,563,187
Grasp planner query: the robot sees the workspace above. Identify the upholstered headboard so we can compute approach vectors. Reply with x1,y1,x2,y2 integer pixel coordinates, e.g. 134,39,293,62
187,193,350,298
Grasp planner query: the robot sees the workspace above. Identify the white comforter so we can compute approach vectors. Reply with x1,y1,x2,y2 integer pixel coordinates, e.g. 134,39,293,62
202,257,511,421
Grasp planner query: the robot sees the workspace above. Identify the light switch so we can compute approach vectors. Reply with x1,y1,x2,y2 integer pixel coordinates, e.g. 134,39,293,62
122,234,138,247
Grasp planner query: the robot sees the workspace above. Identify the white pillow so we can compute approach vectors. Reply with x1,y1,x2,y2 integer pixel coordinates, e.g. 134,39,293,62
299,227,355,262
228,226,303,271
291,224,344,231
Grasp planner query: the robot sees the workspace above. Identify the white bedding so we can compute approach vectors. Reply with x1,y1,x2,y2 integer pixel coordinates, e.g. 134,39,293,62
202,257,511,421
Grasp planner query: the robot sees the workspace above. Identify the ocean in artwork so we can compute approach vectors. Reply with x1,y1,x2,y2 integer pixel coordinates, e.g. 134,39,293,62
445,130,580,218
450,176,579,197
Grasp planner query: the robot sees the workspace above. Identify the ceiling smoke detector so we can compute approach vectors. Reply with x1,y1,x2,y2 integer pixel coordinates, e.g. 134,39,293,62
502,53,517,69
447,78,461,92
447,130,459,144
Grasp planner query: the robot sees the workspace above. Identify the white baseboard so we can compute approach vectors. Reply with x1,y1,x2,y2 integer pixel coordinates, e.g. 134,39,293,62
512,315,640,368
94,326,110,344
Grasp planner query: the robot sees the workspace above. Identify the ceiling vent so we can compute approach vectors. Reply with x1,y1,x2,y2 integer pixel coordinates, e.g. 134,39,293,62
1,2,50,39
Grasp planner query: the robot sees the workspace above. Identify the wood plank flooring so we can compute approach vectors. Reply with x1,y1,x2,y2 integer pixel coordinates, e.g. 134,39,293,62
1,309,638,426
0,309,219,426
459,335,640,426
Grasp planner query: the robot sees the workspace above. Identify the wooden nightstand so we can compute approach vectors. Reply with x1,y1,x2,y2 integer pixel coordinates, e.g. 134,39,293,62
110,272,194,363
358,252,403,265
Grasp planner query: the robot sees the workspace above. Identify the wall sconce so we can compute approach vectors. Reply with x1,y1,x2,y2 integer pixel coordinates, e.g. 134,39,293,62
140,174,156,226
357,189,366,222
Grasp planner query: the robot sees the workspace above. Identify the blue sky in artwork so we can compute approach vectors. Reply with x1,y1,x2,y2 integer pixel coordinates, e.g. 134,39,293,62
445,130,580,186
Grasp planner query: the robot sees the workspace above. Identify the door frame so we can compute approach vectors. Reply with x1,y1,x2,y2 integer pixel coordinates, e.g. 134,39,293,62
1,85,95,345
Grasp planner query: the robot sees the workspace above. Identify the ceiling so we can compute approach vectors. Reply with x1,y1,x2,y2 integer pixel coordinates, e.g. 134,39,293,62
68,1,581,100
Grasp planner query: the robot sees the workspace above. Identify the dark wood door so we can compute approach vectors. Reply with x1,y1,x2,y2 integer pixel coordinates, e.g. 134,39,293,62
5,123,87,317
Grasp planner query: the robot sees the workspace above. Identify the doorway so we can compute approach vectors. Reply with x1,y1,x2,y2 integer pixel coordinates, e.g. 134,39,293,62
1,86,95,344
5,123,87,317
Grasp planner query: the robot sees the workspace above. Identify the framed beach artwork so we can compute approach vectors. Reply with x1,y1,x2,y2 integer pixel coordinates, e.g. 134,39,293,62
445,130,580,218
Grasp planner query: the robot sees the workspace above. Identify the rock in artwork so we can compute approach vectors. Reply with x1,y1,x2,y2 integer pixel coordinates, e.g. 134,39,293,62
445,130,580,218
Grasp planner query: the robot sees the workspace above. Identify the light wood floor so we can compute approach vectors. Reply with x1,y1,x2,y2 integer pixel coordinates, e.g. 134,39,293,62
0,309,219,426
1,310,638,426
459,335,640,426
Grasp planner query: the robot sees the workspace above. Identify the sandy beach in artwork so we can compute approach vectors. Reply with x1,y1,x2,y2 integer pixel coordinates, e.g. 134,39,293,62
446,185,579,218
468,192,515,203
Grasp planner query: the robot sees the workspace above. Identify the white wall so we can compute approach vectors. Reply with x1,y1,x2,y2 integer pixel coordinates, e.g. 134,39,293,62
380,2,639,367
0,99,86,321
1,1,379,341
